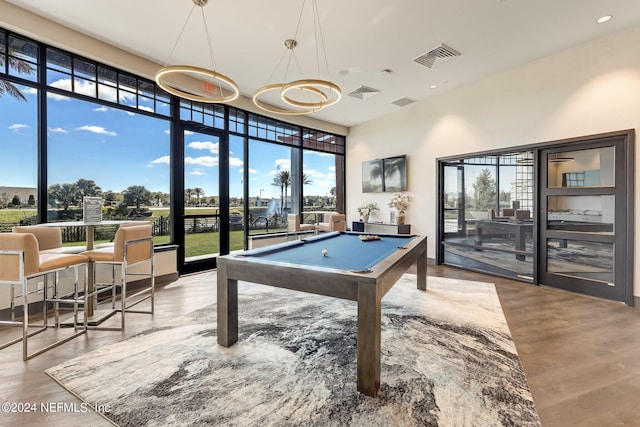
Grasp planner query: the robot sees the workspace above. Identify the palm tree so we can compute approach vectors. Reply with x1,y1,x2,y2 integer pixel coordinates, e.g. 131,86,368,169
193,188,204,206
272,170,291,211
185,188,194,206
0,49,35,101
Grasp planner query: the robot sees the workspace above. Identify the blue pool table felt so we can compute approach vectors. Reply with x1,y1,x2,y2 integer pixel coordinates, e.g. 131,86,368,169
243,232,415,271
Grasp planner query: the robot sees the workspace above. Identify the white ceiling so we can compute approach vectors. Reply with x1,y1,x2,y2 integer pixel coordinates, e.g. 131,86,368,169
6,0,640,128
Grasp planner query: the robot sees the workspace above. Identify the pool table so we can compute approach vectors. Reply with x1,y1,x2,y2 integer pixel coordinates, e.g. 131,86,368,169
216,231,428,397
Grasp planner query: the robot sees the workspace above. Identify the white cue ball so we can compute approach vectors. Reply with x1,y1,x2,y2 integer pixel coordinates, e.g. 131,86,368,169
322,249,328,257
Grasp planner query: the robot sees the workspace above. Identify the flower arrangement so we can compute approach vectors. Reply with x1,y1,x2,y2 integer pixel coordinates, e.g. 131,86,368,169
357,202,379,218
388,192,412,214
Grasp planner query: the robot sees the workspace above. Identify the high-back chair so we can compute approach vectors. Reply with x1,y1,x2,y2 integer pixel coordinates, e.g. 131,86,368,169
11,226,62,251
287,214,316,233
80,224,154,330
0,232,88,360
317,213,346,232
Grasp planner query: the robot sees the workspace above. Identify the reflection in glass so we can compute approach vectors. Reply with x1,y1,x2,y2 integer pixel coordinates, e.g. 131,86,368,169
547,195,614,233
443,210,460,233
441,154,534,281
547,239,613,284
548,146,614,188
443,166,461,209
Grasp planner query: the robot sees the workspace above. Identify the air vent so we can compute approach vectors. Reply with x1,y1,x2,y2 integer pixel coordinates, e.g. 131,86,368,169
413,43,461,69
347,85,381,100
392,97,416,107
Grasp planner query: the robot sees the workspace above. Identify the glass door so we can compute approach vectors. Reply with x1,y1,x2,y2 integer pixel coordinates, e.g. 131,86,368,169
439,156,535,281
539,140,632,304
179,126,224,273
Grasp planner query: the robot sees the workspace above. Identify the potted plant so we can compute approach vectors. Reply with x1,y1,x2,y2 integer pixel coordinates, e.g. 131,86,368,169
388,192,412,224
357,202,379,223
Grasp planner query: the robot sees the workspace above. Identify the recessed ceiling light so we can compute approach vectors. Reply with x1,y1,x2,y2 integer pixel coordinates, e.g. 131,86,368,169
430,85,437,89
596,15,612,24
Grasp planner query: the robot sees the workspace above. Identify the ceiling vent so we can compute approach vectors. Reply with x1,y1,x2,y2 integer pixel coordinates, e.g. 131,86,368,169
413,43,461,69
392,97,416,107
347,85,381,100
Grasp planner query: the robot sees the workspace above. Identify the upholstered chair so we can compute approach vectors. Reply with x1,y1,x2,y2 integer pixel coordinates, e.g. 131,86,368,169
317,213,346,232
0,232,88,360
80,224,154,330
287,214,316,233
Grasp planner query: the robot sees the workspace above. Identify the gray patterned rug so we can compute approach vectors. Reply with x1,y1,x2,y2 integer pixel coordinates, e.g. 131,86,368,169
46,274,540,426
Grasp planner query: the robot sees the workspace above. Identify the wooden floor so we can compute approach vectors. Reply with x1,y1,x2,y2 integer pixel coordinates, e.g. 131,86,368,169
1,265,640,426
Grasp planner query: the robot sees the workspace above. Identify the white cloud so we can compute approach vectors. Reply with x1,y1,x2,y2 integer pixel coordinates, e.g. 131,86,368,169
9,124,28,132
150,155,170,165
274,158,291,170
46,92,70,101
189,169,207,176
185,156,218,167
47,127,68,134
304,169,327,179
76,125,117,136
229,156,243,167
22,87,37,96
188,141,219,153
94,106,109,112
138,105,154,113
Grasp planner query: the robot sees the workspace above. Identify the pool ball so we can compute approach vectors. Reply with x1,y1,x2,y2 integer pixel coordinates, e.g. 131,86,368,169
322,249,328,256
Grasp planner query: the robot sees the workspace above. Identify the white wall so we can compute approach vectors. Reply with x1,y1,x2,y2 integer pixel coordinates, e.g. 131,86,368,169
346,25,640,295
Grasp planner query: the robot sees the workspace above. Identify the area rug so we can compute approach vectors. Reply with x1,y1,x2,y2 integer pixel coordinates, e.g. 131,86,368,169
46,274,540,426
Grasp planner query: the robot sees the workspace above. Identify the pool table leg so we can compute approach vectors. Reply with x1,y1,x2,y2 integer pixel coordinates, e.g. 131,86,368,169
417,248,427,291
217,264,238,347
357,282,381,396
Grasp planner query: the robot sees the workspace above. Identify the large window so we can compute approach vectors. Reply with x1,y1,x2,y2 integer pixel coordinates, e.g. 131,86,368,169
248,139,294,233
1,29,38,227
46,95,170,244
302,149,338,211
1,26,346,273
0,82,38,224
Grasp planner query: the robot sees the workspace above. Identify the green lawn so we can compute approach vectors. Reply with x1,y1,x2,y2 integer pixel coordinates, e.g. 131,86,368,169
1,208,288,258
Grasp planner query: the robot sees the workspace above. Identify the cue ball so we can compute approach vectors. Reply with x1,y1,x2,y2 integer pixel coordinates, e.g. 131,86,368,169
322,249,328,257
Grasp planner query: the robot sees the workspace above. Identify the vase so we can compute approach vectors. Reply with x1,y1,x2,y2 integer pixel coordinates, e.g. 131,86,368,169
362,214,369,223
397,211,405,225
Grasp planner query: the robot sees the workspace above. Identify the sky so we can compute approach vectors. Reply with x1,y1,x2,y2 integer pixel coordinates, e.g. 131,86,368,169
0,82,337,200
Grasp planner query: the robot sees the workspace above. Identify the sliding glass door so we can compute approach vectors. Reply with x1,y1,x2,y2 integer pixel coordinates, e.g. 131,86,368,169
439,154,535,281
437,131,634,305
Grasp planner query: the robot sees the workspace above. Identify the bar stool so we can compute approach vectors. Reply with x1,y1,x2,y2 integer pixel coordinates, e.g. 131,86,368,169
0,232,88,360
80,224,154,331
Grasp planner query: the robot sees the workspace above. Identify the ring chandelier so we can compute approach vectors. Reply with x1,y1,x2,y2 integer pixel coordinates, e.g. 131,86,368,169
252,0,341,115
155,0,239,104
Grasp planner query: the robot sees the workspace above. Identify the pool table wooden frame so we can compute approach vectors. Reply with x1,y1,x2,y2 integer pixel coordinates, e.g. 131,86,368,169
216,233,428,397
